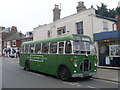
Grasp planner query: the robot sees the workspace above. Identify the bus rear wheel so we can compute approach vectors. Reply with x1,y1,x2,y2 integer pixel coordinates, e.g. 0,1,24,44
24,61,30,71
59,67,70,81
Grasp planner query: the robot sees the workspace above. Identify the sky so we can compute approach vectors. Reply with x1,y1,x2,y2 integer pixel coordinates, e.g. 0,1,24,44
0,0,120,34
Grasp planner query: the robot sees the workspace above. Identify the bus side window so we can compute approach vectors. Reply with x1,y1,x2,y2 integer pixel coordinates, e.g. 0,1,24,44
65,41,72,54
25,45,29,53
21,46,24,53
59,42,64,54
35,44,41,54
42,43,49,53
30,44,34,53
50,42,57,54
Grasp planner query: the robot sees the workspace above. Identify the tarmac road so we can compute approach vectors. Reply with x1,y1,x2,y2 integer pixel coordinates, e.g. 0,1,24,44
1,57,119,89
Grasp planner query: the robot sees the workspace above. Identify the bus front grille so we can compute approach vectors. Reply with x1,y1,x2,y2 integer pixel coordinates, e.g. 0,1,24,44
80,59,92,72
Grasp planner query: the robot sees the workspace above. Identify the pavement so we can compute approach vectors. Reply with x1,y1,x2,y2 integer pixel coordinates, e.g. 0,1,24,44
93,66,120,83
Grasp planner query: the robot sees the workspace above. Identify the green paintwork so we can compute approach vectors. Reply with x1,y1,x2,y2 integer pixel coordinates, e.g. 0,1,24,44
19,34,97,77
21,34,92,46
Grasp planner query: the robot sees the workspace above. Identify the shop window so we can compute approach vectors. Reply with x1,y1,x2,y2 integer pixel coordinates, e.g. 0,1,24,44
50,42,57,54
57,26,66,35
76,21,84,34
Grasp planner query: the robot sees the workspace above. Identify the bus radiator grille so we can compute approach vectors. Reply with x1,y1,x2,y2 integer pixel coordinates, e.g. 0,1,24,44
80,59,92,72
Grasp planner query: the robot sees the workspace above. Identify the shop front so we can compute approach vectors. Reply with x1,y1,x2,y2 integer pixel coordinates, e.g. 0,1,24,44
94,30,120,67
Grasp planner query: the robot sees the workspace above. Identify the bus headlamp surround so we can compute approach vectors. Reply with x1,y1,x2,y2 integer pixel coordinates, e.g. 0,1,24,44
73,63,78,67
94,63,97,66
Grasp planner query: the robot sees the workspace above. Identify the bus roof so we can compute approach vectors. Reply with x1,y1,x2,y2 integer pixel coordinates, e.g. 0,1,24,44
22,34,91,45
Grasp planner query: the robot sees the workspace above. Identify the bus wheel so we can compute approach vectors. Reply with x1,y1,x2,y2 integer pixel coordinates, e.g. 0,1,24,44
59,67,70,81
24,61,30,71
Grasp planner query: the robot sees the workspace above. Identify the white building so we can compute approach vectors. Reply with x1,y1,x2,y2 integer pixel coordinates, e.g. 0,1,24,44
34,7,116,41
33,2,117,66
0,26,5,56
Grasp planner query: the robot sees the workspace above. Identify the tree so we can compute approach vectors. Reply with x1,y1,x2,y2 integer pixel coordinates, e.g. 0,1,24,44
95,3,120,18
116,7,120,15
95,3,109,17
108,8,117,18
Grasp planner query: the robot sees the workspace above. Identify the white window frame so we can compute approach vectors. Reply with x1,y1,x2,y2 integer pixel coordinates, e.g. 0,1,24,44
103,21,108,32
4,41,7,47
57,26,66,35
12,40,16,46
7,41,11,47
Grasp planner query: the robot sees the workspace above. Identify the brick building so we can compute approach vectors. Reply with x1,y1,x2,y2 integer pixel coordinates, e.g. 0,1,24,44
1,26,33,57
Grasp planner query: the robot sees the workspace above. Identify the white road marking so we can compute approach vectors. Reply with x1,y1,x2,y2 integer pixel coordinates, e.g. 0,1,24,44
87,86,96,88
76,85,82,87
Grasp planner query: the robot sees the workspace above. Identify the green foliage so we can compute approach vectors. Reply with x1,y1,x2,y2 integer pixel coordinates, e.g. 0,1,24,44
96,3,120,18
96,3,109,17
116,7,120,15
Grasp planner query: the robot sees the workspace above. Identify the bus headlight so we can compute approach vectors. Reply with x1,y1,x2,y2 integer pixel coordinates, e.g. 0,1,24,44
94,63,97,66
73,63,77,67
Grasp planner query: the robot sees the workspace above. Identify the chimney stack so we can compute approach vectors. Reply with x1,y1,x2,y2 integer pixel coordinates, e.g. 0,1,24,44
11,26,17,31
53,4,61,21
76,1,87,13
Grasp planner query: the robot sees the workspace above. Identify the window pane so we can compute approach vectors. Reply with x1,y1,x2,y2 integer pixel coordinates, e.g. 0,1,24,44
35,44,41,53
59,42,64,54
25,45,29,53
30,44,34,53
42,43,49,53
65,41,72,54
76,21,83,34
50,42,57,53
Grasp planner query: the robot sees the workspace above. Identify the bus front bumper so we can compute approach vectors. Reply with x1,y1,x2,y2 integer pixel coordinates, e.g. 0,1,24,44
72,72,96,78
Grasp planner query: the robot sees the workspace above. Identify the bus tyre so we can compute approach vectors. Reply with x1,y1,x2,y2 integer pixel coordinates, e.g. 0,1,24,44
59,67,70,81
24,61,30,71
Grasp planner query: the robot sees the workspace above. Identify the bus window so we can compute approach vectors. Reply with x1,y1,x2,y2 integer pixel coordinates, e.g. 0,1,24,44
35,44,41,53
25,45,29,53
50,42,57,54
73,41,96,55
30,44,34,53
21,45,24,53
59,42,64,54
42,43,49,53
65,41,72,54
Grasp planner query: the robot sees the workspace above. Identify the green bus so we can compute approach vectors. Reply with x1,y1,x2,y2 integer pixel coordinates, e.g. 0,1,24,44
19,34,97,81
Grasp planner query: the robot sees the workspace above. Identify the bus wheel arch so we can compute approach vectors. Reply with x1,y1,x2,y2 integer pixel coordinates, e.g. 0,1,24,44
57,64,71,81
24,60,30,71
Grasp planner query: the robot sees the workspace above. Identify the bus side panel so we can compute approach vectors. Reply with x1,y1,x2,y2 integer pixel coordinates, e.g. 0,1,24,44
19,53,30,67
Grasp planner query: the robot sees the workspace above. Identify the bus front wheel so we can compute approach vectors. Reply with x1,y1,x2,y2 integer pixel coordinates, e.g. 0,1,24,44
59,67,71,81
24,61,30,71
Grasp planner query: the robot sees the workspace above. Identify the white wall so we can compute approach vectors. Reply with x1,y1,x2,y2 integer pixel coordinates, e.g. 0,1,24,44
0,33,2,55
33,8,117,41
34,8,95,41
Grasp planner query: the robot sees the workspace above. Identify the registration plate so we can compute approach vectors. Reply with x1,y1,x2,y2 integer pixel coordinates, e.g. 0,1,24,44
83,73,89,77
